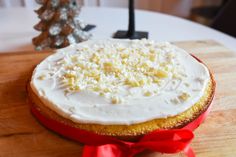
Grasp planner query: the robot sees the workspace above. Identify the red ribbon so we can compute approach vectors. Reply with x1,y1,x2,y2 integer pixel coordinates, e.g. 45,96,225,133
31,99,212,157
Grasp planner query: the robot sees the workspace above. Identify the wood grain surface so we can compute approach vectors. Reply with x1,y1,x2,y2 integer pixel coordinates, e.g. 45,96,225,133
0,40,235,157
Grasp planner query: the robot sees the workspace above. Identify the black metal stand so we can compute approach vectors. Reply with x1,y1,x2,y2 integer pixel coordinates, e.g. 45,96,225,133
82,24,96,32
113,0,148,39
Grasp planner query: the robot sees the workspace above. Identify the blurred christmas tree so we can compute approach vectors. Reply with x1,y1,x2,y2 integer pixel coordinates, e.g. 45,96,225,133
32,0,91,50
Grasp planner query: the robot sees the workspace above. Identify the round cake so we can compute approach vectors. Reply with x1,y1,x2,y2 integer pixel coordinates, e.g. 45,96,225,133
28,39,215,141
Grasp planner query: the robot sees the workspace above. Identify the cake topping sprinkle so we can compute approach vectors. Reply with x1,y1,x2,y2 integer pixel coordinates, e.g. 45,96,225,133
40,39,187,104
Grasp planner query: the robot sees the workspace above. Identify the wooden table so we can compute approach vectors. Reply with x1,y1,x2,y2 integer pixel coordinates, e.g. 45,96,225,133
0,40,235,157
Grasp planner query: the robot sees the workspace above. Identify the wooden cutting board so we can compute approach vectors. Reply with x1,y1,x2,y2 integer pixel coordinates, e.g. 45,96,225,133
0,40,236,157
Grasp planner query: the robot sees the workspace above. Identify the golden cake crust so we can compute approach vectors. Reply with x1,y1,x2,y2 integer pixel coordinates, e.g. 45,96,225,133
28,71,215,141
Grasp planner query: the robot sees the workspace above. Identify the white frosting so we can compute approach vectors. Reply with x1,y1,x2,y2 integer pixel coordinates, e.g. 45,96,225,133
30,39,210,125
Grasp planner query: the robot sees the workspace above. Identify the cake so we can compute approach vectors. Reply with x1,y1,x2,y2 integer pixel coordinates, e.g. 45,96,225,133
28,39,215,141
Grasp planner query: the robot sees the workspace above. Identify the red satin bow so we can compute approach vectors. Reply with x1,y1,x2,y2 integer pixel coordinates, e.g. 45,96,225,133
82,129,195,157
31,101,212,157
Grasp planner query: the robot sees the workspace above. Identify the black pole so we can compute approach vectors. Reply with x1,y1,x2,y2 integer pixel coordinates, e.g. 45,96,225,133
113,0,148,39
127,0,135,37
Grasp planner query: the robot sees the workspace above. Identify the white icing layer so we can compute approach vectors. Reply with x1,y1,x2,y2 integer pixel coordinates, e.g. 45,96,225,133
30,39,210,125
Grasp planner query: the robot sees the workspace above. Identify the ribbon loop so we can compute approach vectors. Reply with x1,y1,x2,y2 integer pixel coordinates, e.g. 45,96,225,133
133,129,193,153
